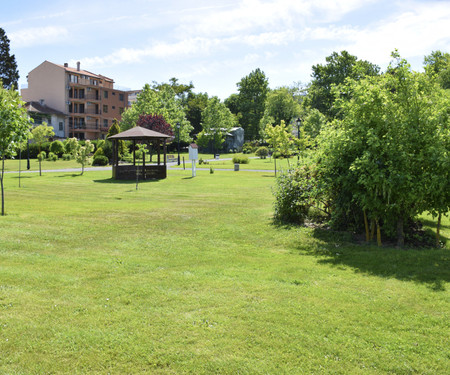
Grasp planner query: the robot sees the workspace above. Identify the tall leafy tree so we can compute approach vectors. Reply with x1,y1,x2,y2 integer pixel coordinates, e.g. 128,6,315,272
424,50,450,89
185,92,208,135
152,77,194,106
197,97,236,152
236,68,269,140
0,28,19,90
304,50,380,120
0,84,31,215
260,87,301,129
120,84,192,142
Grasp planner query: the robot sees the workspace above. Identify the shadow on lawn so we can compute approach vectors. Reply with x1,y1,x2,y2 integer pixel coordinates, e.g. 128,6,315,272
92,178,160,184
299,227,449,291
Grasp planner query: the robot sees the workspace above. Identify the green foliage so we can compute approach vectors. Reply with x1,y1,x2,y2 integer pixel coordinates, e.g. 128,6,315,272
235,68,269,140
47,152,58,161
64,137,78,156
273,167,316,224
37,151,46,161
93,147,104,158
92,155,109,166
424,50,450,89
265,120,295,157
301,108,327,139
120,84,192,142
75,140,95,175
185,92,209,135
317,51,450,245
0,28,19,89
62,153,72,161
260,87,301,129
304,50,380,119
49,140,64,156
0,84,31,214
255,146,269,159
198,96,236,151
232,156,249,164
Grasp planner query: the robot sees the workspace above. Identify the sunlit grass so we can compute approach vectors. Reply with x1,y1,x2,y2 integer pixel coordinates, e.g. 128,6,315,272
0,169,448,374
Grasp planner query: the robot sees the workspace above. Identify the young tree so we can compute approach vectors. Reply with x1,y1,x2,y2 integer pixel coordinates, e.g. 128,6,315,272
0,84,31,215
265,120,295,158
64,137,79,158
120,84,192,142
197,97,236,153
236,68,269,140
76,140,95,175
0,28,19,90
31,123,54,176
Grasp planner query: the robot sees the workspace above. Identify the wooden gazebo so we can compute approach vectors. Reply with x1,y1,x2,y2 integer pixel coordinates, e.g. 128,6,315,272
108,126,172,180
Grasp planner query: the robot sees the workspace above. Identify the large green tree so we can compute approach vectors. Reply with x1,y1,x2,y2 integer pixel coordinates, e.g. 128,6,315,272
317,52,449,246
424,50,450,89
235,68,269,140
0,28,19,90
0,84,31,215
120,84,192,142
197,97,236,152
260,87,301,130
304,50,380,119
185,92,208,136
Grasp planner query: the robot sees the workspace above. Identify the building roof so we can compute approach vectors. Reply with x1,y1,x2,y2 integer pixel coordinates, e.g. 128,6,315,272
25,101,66,116
108,126,172,140
48,61,114,83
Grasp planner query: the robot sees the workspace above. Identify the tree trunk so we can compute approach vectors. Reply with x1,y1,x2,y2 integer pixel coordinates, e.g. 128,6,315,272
396,217,404,248
436,212,442,248
370,219,375,241
1,156,5,216
376,218,382,247
363,210,370,242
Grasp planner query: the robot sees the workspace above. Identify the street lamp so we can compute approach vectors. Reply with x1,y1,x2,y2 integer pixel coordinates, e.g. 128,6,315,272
296,117,302,162
176,122,181,165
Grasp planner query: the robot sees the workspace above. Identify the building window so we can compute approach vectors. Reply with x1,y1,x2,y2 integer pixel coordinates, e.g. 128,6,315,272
112,106,115,110
103,119,108,128
104,91,108,99
59,122,63,131
119,93,124,101
103,105,108,113
70,74,78,83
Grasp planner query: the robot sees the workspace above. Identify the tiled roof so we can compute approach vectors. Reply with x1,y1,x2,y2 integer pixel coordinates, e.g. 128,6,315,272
108,126,172,140
52,61,114,82
25,101,65,116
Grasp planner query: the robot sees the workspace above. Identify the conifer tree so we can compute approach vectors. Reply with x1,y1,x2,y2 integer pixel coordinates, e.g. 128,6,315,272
0,28,19,90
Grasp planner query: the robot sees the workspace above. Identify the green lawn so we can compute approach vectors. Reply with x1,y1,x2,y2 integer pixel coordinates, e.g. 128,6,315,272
0,168,448,374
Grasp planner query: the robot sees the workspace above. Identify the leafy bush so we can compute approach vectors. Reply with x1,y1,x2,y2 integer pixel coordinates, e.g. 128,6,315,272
62,153,72,161
255,146,269,159
50,140,64,156
199,158,209,165
47,152,58,161
232,156,250,164
93,147,104,158
92,155,109,166
37,151,46,161
242,142,254,154
273,167,316,224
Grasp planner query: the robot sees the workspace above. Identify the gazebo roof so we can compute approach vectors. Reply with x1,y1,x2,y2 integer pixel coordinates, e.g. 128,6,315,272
108,126,172,140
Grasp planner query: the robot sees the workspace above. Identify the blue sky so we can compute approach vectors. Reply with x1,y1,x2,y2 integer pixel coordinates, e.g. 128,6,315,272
3,0,450,99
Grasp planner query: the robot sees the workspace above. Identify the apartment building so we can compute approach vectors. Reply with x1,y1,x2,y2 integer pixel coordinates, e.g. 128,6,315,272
21,61,129,140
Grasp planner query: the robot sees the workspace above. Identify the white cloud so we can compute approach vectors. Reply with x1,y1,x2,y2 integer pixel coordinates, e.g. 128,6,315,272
9,26,69,48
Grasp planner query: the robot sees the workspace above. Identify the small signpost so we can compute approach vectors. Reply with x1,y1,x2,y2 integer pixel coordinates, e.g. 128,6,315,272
189,143,198,177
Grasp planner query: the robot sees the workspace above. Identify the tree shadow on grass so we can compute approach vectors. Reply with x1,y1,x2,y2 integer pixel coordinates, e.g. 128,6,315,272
92,178,160,184
298,227,449,291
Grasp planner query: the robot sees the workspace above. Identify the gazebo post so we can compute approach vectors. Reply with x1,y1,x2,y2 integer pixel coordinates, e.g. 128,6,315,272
133,140,136,166
157,141,161,165
143,141,146,180
164,139,167,166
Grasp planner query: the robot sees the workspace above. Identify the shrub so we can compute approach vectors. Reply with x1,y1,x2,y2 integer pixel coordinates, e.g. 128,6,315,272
50,140,64,156
255,146,269,159
273,167,317,225
47,152,58,161
242,142,253,154
199,158,209,165
93,147,104,158
92,155,109,166
62,153,72,161
232,156,250,164
37,151,46,161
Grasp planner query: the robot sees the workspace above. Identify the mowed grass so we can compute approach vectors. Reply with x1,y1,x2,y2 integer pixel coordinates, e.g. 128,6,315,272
0,168,449,374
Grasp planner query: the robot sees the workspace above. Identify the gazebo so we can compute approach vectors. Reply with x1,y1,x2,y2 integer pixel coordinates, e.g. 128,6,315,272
108,126,172,180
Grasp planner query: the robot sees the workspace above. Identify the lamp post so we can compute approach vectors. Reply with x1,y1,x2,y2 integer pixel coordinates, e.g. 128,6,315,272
296,117,302,162
176,122,181,165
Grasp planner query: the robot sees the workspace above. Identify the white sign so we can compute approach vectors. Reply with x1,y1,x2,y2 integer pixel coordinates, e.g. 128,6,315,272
189,144,198,160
